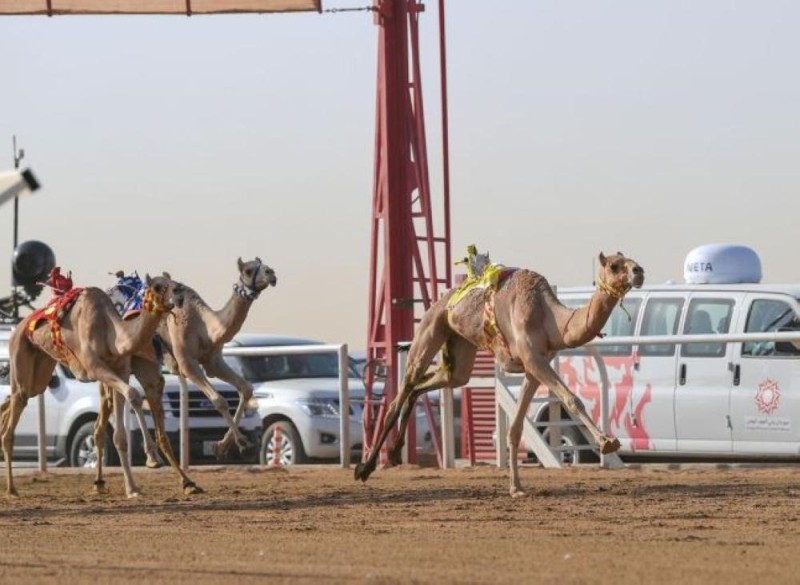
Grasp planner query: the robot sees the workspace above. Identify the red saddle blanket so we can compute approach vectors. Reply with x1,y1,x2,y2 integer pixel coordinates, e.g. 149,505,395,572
26,287,85,339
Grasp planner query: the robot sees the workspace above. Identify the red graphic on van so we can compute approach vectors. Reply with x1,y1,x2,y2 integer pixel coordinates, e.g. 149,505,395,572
755,378,781,415
558,355,653,452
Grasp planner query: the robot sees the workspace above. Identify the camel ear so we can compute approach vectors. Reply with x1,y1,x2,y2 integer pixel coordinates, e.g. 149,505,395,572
115,270,124,278
255,256,262,264
598,252,607,267
616,251,624,257
237,257,244,271
145,273,152,286
162,271,171,280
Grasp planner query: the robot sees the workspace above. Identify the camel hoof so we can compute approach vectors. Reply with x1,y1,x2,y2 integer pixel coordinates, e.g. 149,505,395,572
93,481,107,494
145,458,163,469
183,482,204,495
127,491,141,499
600,437,621,454
6,488,19,499
510,488,528,499
213,440,232,460
387,451,403,467
354,461,376,482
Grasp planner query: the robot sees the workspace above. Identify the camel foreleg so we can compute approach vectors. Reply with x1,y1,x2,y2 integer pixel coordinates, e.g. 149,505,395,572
111,391,141,497
523,353,620,456
179,360,252,456
204,356,255,458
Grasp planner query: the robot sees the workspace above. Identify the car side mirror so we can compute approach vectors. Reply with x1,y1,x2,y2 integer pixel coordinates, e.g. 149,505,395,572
48,375,60,389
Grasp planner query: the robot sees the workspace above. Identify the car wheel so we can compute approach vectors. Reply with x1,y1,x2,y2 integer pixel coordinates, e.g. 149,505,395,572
260,421,308,466
69,421,117,468
540,425,594,465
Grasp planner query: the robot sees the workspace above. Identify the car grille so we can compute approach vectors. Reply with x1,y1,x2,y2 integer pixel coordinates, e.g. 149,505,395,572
165,388,241,417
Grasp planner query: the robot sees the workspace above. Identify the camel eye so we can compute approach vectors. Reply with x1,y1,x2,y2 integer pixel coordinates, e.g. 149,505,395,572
245,268,253,277
610,262,621,274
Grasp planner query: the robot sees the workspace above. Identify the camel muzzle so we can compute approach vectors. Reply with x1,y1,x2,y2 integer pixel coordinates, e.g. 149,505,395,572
630,266,645,288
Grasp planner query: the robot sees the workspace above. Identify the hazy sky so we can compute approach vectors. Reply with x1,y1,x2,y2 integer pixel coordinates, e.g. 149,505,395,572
1,1,798,349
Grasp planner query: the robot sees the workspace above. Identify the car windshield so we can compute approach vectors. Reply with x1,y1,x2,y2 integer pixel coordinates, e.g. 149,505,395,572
225,352,357,382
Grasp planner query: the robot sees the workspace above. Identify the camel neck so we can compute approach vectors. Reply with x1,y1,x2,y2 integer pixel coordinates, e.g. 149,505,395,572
115,303,165,356
562,287,621,348
208,291,253,345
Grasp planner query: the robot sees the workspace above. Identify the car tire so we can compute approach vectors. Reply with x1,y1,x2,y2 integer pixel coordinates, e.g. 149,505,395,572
69,421,118,469
540,425,596,465
259,421,308,466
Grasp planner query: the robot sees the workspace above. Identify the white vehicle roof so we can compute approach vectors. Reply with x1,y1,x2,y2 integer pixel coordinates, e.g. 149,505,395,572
226,333,323,348
559,283,800,298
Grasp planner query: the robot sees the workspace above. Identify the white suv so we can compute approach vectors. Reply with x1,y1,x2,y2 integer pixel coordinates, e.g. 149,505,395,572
0,326,261,467
224,334,437,466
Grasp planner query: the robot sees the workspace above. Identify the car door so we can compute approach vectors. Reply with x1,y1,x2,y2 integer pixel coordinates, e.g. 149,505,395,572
674,293,737,453
631,294,684,453
730,294,800,455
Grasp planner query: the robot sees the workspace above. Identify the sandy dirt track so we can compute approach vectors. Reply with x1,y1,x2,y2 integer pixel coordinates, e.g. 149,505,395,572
0,462,799,584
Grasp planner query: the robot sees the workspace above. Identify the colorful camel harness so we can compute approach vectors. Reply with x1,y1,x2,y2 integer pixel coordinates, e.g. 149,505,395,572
447,263,518,361
27,278,170,363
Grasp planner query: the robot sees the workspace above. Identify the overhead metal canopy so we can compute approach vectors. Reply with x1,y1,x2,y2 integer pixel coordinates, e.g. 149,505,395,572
0,0,320,15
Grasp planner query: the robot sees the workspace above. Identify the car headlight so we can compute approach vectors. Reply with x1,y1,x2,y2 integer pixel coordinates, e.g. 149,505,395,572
297,398,340,418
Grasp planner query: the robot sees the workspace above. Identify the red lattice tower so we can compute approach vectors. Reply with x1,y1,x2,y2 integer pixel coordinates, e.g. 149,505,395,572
362,0,452,463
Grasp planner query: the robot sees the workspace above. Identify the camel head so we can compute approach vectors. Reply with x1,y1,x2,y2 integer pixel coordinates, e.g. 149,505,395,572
597,252,645,298
142,273,177,315
235,257,277,301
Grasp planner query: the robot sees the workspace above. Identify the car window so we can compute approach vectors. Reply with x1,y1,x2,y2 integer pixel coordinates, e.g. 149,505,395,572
743,299,800,358
639,298,684,357
225,352,342,382
681,298,734,358
559,297,641,356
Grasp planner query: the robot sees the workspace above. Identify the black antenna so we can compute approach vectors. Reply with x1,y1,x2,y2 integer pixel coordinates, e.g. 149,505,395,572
11,135,25,322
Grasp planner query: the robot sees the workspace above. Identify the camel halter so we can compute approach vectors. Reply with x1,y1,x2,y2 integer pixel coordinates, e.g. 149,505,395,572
234,260,263,302
142,288,171,316
562,278,632,348
595,278,633,321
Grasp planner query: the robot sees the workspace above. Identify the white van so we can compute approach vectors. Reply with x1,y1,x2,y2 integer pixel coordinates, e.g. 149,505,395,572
533,244,800,462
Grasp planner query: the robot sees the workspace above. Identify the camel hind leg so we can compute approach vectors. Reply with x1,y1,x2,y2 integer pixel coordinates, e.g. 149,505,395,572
387,336,477,466
354,305,452,482
92,384,114,493
2,344,56,497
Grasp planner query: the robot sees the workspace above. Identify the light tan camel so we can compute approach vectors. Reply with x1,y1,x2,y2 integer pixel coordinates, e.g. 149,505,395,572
92,258,276,492
1,275,175,497
354,252,645,497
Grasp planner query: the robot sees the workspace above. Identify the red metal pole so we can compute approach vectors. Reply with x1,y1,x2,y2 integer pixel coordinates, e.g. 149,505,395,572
363,0,452,466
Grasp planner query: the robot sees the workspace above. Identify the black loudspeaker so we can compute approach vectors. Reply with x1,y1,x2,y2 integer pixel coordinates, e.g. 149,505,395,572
12,240,55,299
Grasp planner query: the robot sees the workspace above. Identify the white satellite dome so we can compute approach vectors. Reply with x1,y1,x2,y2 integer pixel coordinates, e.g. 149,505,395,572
683,244,762,284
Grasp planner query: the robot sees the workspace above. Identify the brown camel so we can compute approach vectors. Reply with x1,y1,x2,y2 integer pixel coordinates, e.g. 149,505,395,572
354,251,645,497
92,257,276,493
1,275,175,497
